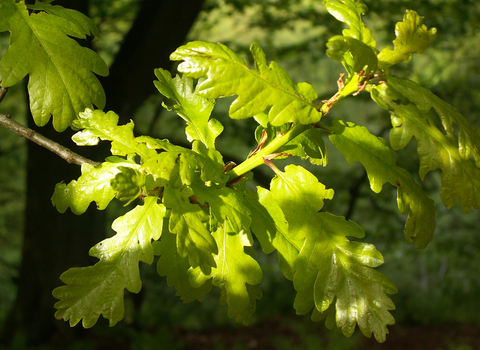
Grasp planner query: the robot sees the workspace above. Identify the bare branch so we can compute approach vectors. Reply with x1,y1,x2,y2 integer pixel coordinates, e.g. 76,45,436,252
0,113,100,167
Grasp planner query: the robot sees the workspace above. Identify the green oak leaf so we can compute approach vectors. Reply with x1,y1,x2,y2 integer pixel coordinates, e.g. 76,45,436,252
244,187,303,281
326,35,378,76
139,137,227,186
293,212,397,343
154,68,223,149
0,0,108,131
142,152,180,188
387,77,480,166
72,109,157,161
154,228,212,303
328,119,436,249
269,164,334,240
163,185,218,275
171,41,322,126
51,157,139,215
371,80,480,213
324,0,376,47
378,10,436,69
53,197,167,327
188,222,263,325
191,178,252,235
269,165,396,342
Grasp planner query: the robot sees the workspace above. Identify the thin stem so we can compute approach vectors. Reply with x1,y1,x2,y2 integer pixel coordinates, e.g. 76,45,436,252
226,123,311,180
0,87,8,104
320,74,361,115
0,113,100,167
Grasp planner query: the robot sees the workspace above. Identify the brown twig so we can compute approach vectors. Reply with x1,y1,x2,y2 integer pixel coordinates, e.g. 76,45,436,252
0,87,8,104
0,113,100,167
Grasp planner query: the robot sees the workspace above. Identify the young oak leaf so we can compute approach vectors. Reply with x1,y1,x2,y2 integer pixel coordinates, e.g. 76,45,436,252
293,212,397,343
154,228,212,303
0,0,108,132
377,10,436,69
53,197,167,328
328,120,436,249
51,157,140,215
244,187,303,281
326,36,378,76
170,41,322,126
269,165,396,342
190,178,252,236
154,68,223,149
371,82,480,213
139,137,227,186
163,185,218,275
324,0,376,47
269,164,335,241
72,109,157,161
387,76,480,166
188,222,263,325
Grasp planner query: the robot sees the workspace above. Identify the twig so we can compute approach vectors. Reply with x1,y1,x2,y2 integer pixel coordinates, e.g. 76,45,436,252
0,87,8,104
0,113,100,167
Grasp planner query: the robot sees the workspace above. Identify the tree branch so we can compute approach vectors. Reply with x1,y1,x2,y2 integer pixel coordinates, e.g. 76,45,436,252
0,113,99,167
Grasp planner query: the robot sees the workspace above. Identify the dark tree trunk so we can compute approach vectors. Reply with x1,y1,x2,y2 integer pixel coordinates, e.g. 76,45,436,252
2,0,205,346
101,0,206,117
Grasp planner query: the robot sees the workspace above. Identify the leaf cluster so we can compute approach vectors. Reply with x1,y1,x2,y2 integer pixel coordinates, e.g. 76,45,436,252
2,0,479,344
51,0,479,342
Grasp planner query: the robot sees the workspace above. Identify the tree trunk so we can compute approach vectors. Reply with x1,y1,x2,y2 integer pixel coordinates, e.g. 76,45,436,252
2,0,205,346
101,0,206,117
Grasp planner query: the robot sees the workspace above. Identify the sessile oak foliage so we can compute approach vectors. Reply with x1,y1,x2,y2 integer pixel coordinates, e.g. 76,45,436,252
1,0,480,343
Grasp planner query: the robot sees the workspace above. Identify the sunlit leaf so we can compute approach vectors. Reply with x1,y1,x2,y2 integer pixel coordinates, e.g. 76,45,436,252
188,222,263,325
372,79,480,213
270,164,334,240
163,184,218,275
244,187,302,280
0,1,108,131
51,157,139,215
171,41,322,126
329,119,436,248
269,165,396,342
154,68,223,149
72,109,157,161
53,197,166,327
326,35,378,76
154,229,212,303
191,178,252,235
378,10,436,69
324,0,376,47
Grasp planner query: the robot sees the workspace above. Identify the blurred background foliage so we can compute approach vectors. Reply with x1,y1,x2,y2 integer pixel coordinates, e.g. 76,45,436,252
1,0,480,349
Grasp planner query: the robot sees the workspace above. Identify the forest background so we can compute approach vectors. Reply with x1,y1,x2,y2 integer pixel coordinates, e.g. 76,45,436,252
0,0,480,349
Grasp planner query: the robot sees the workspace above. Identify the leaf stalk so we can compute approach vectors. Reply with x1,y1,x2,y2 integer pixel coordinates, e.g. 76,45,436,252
226,123,311,180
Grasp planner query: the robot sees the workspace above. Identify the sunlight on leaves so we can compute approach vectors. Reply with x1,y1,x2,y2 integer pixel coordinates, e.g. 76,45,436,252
0,1,108,131
171,41,322,126
53,197,166,327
